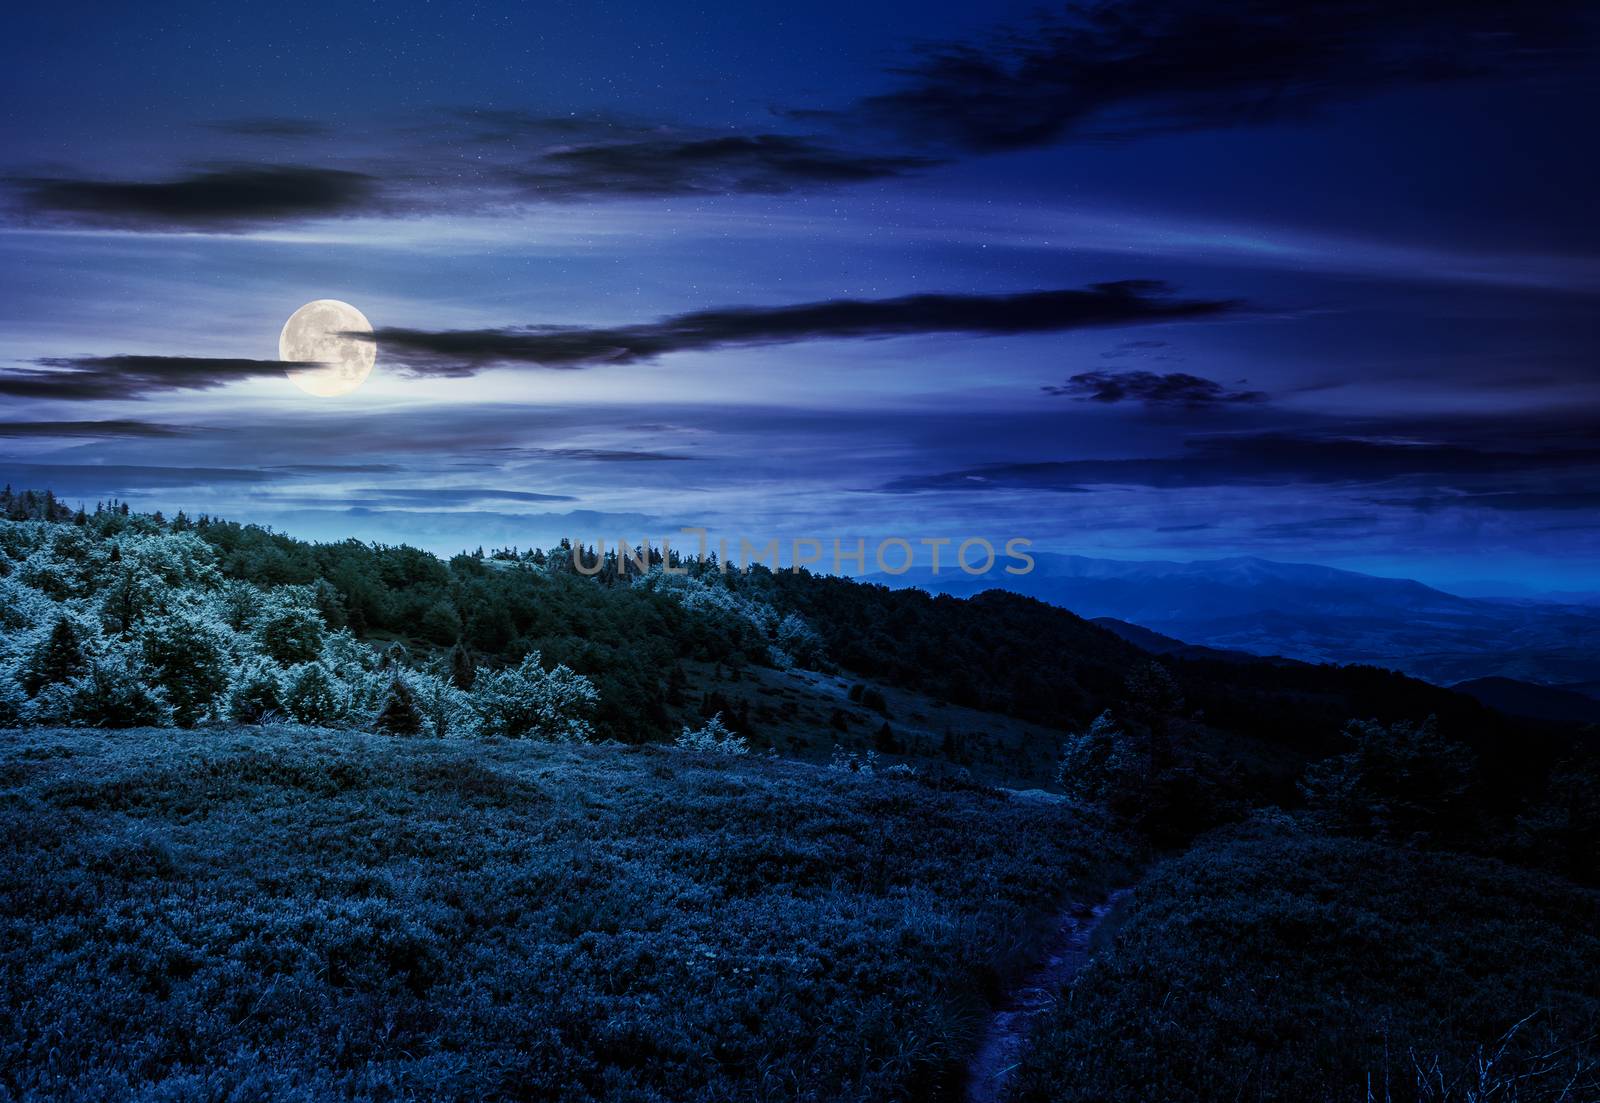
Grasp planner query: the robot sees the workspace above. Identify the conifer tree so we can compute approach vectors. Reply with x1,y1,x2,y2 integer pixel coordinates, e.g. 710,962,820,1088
374,675,423,736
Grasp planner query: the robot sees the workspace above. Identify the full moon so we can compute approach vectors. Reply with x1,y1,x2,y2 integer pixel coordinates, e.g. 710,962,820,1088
279,299,376,397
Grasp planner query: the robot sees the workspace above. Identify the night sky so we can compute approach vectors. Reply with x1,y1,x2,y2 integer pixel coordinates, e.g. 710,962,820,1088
3,1,1597,590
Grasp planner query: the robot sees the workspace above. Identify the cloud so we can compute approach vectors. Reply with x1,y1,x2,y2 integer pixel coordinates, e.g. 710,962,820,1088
0,356,304,400
207,117,330,138
9,4,1593,230
1044,369,1266,406
12,165,377,229
490,448,698,462
0,420,196,438
833,0,1597,152
0,463,275,496
368,280,1239,374
883,431,1600,493
347,487,578,504
1100,339,1173,360
509,134,935,199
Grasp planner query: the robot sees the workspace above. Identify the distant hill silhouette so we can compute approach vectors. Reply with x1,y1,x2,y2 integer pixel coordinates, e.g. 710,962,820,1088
869,553,1600,688
1451,677,1600,726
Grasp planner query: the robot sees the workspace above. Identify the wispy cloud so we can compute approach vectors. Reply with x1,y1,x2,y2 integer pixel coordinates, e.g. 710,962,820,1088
11,166,378,230
369,281,1240,374
829,0,1597,152
13,3,1590,230
1045,369,1266,407
507,134,935,199
884,431,1600,493
0,356,305,400
206,117,331,139
0,419,199,438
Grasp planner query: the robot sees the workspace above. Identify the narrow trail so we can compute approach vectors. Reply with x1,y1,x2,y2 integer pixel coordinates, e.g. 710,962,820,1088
963,886,1132,1103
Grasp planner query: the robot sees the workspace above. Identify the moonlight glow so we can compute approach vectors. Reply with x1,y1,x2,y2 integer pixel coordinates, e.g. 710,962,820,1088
279,299,375,397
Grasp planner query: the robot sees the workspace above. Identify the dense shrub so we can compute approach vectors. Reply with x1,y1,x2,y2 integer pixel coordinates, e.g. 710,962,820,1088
469,652,597,741
255,592,326,664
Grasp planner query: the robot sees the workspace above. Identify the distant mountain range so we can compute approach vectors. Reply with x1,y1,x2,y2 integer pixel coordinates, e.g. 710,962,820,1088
869,553,1600,700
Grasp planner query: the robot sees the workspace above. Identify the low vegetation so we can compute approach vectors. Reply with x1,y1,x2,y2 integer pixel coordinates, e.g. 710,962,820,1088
1011,819,1600,1103
0,725,1130,1101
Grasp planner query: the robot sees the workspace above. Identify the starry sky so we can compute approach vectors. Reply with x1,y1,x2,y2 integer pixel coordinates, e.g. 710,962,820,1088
2,0,1598,590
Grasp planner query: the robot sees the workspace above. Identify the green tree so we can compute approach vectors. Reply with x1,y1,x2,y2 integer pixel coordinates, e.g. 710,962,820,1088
1301,716,1477,842
1057,710,1148,816
258,603,325,664
418,600,463,646
25,615,89,693
141,611,230,726
373,675,423,737
447,642,477,691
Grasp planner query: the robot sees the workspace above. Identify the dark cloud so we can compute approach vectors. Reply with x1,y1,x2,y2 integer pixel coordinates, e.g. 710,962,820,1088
832,0,1597,153
883,431,1600,493
1044,369,1266,406
0,420,196,438
368,281,1239,374
1,356,306,400
208,117,330,138
12,165,377,229
509,134,935,199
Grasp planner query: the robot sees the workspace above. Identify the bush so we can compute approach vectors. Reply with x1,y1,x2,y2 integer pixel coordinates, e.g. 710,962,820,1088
675,712,749,755
0,670,26,726
227,658,285,724
283,661,345,726
469,652,597,741
1057,710,1146,813
401,670,474,739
